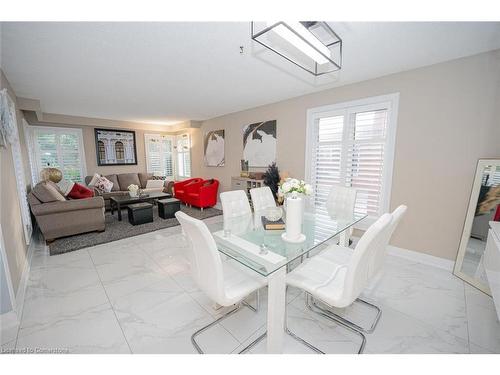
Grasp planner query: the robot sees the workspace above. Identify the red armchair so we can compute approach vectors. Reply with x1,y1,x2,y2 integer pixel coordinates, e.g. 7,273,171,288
173,178,203,202
183,179,219,210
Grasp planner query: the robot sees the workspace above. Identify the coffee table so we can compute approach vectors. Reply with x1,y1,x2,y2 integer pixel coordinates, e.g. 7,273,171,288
110,192,172,221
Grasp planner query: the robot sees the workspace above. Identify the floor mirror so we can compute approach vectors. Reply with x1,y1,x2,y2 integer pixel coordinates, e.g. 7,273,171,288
454,159,500,294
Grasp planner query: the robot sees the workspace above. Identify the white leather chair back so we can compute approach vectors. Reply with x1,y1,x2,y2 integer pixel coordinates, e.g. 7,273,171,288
369,205,408,277
220,190,252,221
326,185,357,220
250,186,276,214
340,214,392,306
175,211,227,305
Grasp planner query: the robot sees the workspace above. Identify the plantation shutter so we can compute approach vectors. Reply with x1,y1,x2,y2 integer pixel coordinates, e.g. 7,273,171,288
176,133,191,179
311,113,344,217
309,100,393,220
346,109,388,217
145,134,174,178
32,127,86,183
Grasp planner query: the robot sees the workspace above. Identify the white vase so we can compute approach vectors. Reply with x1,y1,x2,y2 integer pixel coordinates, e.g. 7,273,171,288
129,190,138,197
282,195,306,243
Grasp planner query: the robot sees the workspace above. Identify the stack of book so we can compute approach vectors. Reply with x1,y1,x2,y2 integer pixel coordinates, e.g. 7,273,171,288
261,216,285,231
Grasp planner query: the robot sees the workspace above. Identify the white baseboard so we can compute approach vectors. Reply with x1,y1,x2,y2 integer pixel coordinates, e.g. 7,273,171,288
387,244,455,272
0,310,18,345
14,236,36,322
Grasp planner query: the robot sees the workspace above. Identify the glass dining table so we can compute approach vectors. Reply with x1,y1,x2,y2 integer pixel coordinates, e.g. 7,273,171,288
211,207,367,353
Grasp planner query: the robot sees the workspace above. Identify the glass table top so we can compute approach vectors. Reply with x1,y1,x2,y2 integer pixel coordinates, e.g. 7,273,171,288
213,207,367,276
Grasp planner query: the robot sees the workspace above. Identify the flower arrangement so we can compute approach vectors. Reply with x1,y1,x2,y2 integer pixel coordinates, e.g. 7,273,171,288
278,178,313,198
128,184,139,197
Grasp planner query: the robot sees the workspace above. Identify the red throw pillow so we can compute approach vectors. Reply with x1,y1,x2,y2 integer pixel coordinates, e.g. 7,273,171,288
68,183,94,199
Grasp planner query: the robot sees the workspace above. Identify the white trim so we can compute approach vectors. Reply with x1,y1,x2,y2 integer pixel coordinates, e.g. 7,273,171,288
22,118,38,186
387,244,454,272
0,226,16,313
305,93,400,231
14,236,36,321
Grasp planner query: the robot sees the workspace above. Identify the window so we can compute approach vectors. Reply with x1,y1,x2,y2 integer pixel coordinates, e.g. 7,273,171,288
97,141,105,161
144,134,174,178
176,133,191,179
306,94,399,224
31,126,87,183
115,141,125,161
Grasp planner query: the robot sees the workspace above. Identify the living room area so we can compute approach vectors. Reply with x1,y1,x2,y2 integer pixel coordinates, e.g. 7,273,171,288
2,2,500,366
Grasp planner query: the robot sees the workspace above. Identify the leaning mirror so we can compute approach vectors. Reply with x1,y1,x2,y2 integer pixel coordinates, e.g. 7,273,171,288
454,159,500,294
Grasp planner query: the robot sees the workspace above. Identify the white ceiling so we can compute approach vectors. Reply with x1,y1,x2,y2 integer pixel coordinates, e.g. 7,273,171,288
1,22,500,124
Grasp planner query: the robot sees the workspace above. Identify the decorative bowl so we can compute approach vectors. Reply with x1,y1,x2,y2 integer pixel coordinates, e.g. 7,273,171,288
265,207,283,222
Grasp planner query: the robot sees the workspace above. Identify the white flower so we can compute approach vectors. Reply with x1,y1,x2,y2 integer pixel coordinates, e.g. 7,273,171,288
290,179,299,189
128,184,139,191
281,181,291,193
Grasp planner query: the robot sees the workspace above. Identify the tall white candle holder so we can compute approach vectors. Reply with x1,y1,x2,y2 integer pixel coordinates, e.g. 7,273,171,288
281,195,306,243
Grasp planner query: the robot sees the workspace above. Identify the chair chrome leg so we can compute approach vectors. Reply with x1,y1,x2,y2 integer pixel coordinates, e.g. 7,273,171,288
238,332,267,354
242,289,260,312
309,295,382,334
191,298,265,354
283,294,324,354
191,304,242,354
305,293,366,354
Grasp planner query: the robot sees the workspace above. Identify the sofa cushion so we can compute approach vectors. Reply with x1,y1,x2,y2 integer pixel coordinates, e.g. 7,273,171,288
117,173,141,191
105,174,120,191
138,173,153,188
145,180,164,189
32,181,66,203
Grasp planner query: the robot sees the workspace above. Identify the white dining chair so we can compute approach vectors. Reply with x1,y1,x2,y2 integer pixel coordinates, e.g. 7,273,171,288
220,190,252,220
315,205,407,336
175,211,267,354
326,185,357,246
285,213,393,353
250,186,276,213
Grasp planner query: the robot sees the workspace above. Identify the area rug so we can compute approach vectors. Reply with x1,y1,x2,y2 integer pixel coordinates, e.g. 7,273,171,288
49,206,222,255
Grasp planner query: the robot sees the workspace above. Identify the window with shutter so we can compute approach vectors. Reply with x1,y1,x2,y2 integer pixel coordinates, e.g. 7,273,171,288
31,126,86,183
306,94,399,225
144,134,174,178
176,133,191,179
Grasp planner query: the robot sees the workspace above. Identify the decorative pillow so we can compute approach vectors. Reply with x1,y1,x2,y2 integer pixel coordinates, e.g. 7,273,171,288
95,176,113,193
32,181,66,202
56,179,76,196
104,174,120,191
151,175,166,180
145,179,164,189
67,183,94,200
88,173,101,187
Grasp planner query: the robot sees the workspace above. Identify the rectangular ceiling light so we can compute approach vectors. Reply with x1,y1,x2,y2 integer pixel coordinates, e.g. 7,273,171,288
251,21,342,76
267,21,331,64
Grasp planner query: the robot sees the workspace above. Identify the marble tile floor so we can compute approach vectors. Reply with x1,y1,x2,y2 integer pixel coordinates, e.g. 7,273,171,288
5,215,500,354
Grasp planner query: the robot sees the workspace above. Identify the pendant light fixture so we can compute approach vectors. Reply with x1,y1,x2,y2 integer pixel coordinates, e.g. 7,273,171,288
251,21,342,76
